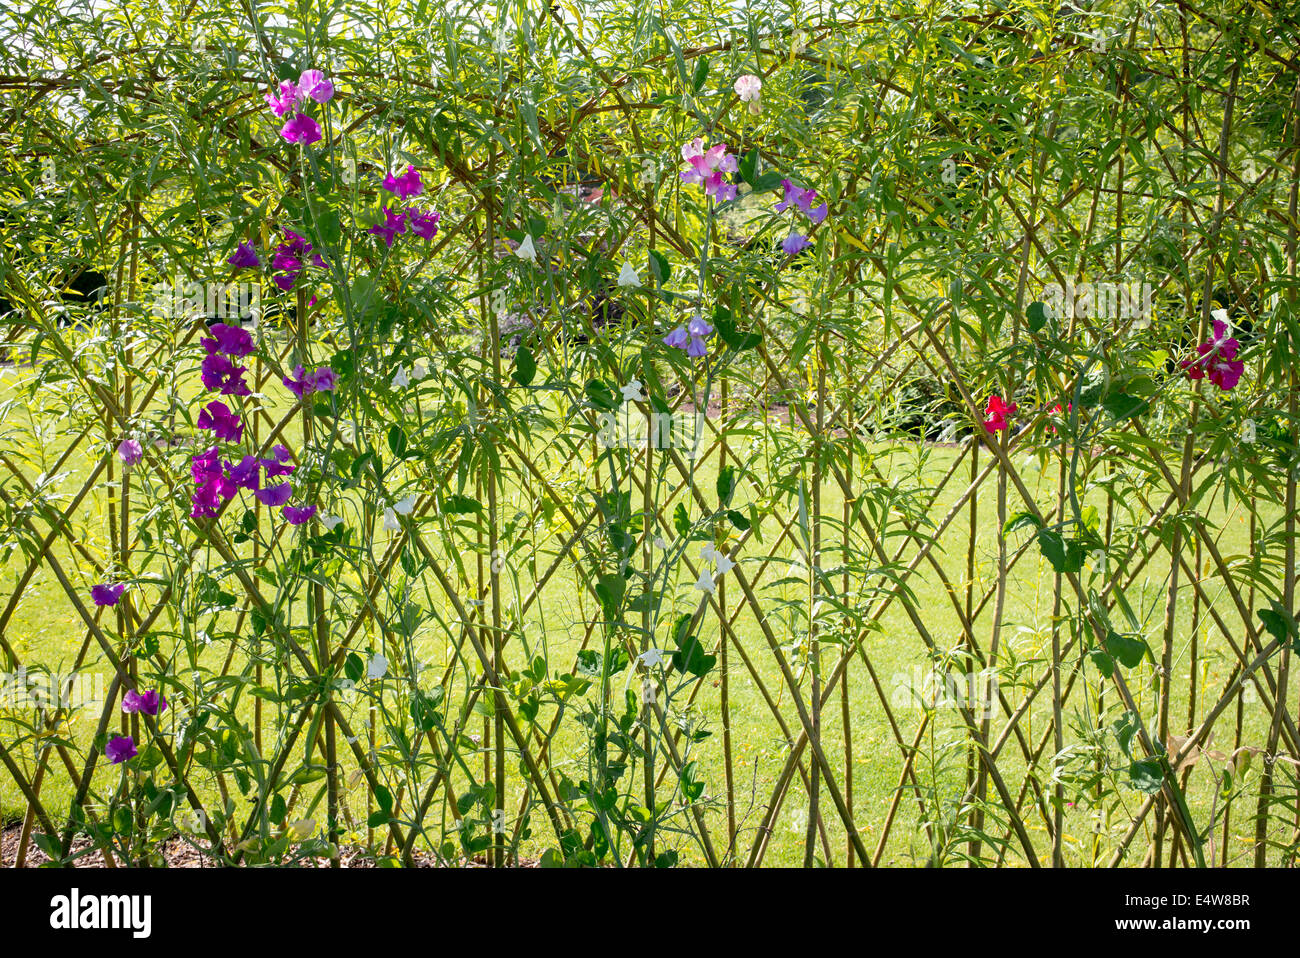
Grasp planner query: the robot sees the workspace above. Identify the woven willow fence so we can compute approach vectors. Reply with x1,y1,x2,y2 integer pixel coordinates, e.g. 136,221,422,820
0,0,1297,868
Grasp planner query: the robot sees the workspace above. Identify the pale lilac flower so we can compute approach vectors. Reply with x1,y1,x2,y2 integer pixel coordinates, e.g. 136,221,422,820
663,325,689,349
776,179,827,224
265,80,300,117
117,439,143,466
782,232,812,256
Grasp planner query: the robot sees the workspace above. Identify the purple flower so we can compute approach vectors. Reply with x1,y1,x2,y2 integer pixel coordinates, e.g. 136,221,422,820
408,207,442,240
687,314,713,338
197,400,244,444
262,444,296,478
201,322,254,359
256,482,293,508
229,454,261,491
105,735,136,765
122,689,166,716
663,325,689,349
227,241,261,270
190,446,224,485
284,504,317,525
381,164,423,200
117,439,143,466
280,113,322,145
368,206,408,248
265,80,301,117
190,475,234,519
686,336,709,358
201,353,250,396
775,179,827,223
311,367,337,392
297,69,334,103
782,232,812,256
91,583,127,607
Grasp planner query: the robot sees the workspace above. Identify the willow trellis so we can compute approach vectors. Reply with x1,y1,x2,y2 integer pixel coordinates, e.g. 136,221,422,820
0,0,1297,868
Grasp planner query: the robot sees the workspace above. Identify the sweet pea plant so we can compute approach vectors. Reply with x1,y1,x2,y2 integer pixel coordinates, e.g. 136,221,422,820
1,1,1299,870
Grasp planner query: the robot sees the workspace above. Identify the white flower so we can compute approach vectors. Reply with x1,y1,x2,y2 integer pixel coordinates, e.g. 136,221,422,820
1211,307,1231,328
1241,418,1256,443
638,648,666,669
412,362,429,380
701,543,721,564
654,536,667,549
322,515,344,531
515,234,537,262
391,365,410,389
617,262,641,287
383,507,400,530
734,74,762,113
393,494,417,515
367,653,388,680
715,552,735,575
620,378,646,402
694,567,716,594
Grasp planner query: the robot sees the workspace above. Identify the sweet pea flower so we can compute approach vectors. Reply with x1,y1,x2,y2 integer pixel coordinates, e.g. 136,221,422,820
201,353,251,396
229,454,261,491
197,400,244,444
201,322,254,359
262,444,296,478
663,325,689,349
117,438,143,466
256,482,293,508
105,735,137,765
284,504,316,525
228,241,261,270
408,207,442,240
617,262,641,287
265,80,300,117
122,689,166,716
1182,311,1244,391
297,69,334,103
381,164,423,200
280,112,322,145
775,178,828,224
91,583,127,607
782,232,812,256
514,234,537,262
734,74,762,114
368,206,408,248
679,138,739,202
983,394,1017,433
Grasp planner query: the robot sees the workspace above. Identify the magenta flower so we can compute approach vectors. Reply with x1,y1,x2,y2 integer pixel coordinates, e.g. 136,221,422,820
283,364,334,398
265,80,301,117
284,504,317,525
197,400,244,444
117,438,143,466
382,164,423,200
122,689,166,716
190,446,224,485
229,454,261,491
297,69,334,103
368,206,409,248
1182,315,1244,391
663,325,689,349
201,322,254,359
311,367,337,392
105,735,137,765
262,444,296,478
227,241,261,270
257,482,293,508
408,207,442,240
280,113,322,145
775,179,827,224
201,353,250,396
680,138,739,202
191,475,234,519
782,232,812,256
983,394,1017,433
91,583,127,607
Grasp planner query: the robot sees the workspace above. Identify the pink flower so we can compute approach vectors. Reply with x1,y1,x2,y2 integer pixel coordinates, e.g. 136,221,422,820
983,394,1017,433
197,400,244,444
382,165,423,200
734,74,762,111
297,69,334,103
280,113,321,145
408,207,442,240
1182,314,1244,391
265,80,301,117
679,138,739,202
775,179,827,224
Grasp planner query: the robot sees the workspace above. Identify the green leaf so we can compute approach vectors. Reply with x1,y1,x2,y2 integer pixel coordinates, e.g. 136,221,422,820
1104,631,1148,669
648,249,670,286
512,345,536,386
1037,528,1084,573
1128,757,1164,795
673,502,690,537
387,425,408,458
585,379,620,411
441,494,481,514
1026,301,1048,333
1101,391,1148,420
1258,600,1299,651
716,465,736,505
691,56,709,93
1002,512,1042,537
739,148,758,186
